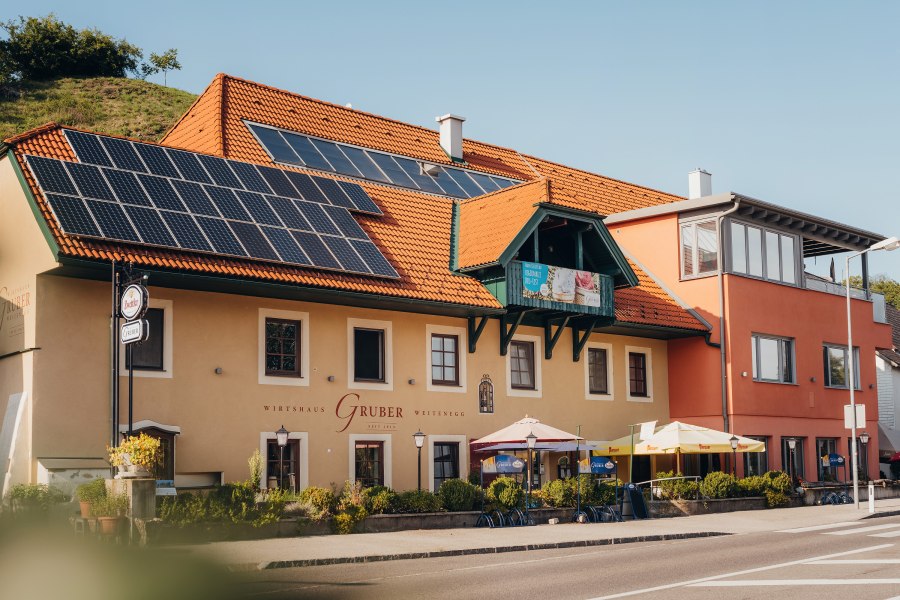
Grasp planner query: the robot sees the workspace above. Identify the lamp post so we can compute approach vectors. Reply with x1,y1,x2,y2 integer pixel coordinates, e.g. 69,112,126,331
859,431,870,483
845,235,899,509
526,431,537,523
729,435,739,477
787,438,797,485
275,425,289,490
413,430,425,492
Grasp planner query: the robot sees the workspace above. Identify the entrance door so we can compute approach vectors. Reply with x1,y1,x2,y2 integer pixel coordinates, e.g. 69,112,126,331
632,455,651,483
266,440,300,490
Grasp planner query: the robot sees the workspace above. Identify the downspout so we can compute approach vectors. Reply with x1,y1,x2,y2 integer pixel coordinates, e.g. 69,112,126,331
717,197,741,434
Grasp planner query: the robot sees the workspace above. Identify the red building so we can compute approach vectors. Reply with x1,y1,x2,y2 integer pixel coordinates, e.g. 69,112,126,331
608,171,893,481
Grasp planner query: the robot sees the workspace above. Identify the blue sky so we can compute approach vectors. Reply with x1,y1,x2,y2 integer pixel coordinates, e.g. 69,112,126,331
18,1,900,279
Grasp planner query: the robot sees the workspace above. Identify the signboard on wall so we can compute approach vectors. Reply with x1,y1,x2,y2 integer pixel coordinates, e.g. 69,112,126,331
843,404,866,430
521,262,603,308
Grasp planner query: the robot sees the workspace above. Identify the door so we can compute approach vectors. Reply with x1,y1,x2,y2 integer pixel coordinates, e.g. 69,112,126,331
266,439,300,490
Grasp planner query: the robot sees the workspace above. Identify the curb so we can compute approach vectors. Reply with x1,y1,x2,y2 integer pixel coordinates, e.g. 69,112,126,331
862,509,900,520
228,531,731,571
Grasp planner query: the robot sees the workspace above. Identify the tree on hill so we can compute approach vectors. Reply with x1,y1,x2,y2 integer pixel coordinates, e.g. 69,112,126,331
141,49,182,86
0,14,180,90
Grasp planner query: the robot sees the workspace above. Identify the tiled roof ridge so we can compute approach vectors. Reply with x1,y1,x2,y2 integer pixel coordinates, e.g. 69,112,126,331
3,121,62,145
207,75,686,203
459,177,547,206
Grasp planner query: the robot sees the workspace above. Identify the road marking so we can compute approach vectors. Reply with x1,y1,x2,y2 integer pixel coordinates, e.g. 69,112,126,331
776,521,858,533
824,524,900,536
691,579,900,587
807,559,900,565
871,529,900,538
586,544,894,600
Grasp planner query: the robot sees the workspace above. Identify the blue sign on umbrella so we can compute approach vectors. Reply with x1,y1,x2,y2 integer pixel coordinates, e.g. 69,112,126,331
590,456,617,475
826,453,845,467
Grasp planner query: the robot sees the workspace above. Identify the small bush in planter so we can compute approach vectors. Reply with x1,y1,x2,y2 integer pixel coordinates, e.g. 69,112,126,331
360,485,396,515
765,490,790,508
736,475,768,497
298,486,336,518
333,504,368,534
91,491,128,518
108,432,161,474
5,483,69,514
486,476,524,511
541,478,574,507
437,479,480,512
699,471,737,499
763,471,792,495
394,489,442,514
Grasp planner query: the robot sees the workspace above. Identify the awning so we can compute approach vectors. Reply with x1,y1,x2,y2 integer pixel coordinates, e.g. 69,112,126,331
471,416,581,446
878,423,900,456
478,441,598,453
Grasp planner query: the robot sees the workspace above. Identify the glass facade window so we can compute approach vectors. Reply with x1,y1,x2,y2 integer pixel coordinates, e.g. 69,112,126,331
587,347,609,394
353,328,385,382
823,344,860,389
729,220,798,284
354,441,384,488
629,352,648,397
264,318,300,377
432,442,460,490
510,341,535,390
816,438,838,481
127,307,164,370
680,219,718,277
781,437,805,479
751,334,794,383
267,439,300,491
743,436,768,476
430,334,459,386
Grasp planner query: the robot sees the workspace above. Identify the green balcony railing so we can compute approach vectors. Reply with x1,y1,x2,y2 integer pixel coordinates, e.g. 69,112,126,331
500,260,614,317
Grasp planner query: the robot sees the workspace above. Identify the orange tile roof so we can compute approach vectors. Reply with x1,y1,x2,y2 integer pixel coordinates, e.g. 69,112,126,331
457,179,546,270
615,260,707,331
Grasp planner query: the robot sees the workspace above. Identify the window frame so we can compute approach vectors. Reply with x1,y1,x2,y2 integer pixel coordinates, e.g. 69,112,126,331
348,433,392,488
742,436,768,477
119,298,173,379
428,435,467,492
264,317,301,378
505,334,543,398
584,341,613,400
258,430,308,491
347,318,393,390
728,219,800,286
426,324,467,393
509,340,536,390
679,217,719,279
751,333,795,384
126,307,166,371
258,308,309,387
822,343,861,390
625,346,653,402
781,437,805,479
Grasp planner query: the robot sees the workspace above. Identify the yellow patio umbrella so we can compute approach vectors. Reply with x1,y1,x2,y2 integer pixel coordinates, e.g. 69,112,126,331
634,421,765,473
591,434,653,456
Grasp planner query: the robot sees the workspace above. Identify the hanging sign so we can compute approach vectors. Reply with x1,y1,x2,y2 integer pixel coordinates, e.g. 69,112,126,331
120,319,149,344
120,284,149,320
580,456,618,475
843,404,866,430
822,453,845,467
482,454,526,474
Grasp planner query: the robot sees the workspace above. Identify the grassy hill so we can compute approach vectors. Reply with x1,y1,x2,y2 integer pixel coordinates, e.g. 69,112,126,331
0,77,197,142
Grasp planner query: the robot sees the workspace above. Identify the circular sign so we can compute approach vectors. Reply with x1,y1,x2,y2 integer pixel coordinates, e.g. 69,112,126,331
120,284,148,320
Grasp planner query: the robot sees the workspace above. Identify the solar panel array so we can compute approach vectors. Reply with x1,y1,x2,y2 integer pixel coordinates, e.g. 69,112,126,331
23,131,399,278
246,122,520,199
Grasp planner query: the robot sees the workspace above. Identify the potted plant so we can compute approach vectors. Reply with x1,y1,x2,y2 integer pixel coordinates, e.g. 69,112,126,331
90,491,128,535
75,478,106,518
108,433,161,478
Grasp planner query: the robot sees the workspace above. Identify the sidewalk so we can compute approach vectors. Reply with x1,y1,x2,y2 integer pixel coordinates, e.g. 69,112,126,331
183,498,900,571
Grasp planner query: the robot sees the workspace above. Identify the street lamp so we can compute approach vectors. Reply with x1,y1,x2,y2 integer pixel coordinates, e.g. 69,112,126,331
859,431,870,482
846,235,899,509
787,438,797,484
275,425,289,490
729,435,739,477
525,431,537,524
413,430,425,492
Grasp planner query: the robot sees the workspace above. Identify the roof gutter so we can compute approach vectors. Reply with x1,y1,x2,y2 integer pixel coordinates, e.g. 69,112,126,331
717,196,741,436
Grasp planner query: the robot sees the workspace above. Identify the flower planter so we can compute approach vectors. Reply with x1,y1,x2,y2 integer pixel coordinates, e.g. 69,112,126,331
79,501,91,518
98,516,121,536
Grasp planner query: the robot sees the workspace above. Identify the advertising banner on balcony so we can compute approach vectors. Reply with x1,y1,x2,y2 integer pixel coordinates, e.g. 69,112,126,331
521,262,602,308
482,454,526,474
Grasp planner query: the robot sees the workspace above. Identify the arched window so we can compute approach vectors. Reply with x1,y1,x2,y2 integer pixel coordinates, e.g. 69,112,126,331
479,375,494,413
557,456,572,479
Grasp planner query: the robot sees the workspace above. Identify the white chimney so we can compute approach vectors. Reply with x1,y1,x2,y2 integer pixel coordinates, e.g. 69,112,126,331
436,114,465,161
688,168,712,199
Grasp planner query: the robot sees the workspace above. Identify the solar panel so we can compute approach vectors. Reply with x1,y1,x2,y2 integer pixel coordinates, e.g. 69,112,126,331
65,131,112,167
492,176,515,190
394,157,445,195
160,211,212,251
262,226,311,265
309,139,361,176
236,191,282,226
284,171,327,204
46,194,100,236
195,216,247,257
249,125,301,165
336,181,382,215
228,160,272,194
431,168,467,198
338,146,390,183
257,165,301,199
444,168,485,198
104,169,152,206
323,236,370,273
138,174,188,212
229,221,279,261
27,156,78,195
167,150,213,184
312,176,354,209
350,239,399,278
25,132,398,279
369,153,418,188
86,200,141,242
124,205,176,247
172,180,219,217
66,163,116,200
100,137,147,173
468,171,500,193
197,154,243,189
291,231,341,269
281,131,333,172
135,143,181,178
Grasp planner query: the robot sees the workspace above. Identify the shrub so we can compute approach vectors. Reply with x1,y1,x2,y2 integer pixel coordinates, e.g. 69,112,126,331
765,490,789,508
298,486,336,518
736,475,768,497
700,471,737,499
108,432,161,472
332,505,368,535
360,485,396,515
763,471,792,495
596,479,622,505
156,481,285,527
541,478,574,508
654,471,698,500
437,479,480,512
76,478,107,503
486,476,523,511
248,449,262,491
394,490,442,514
337,481,365,511
5,483,69,513
90,491,128,518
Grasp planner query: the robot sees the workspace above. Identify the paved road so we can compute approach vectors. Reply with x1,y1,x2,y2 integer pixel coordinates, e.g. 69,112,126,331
235,516,900,599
